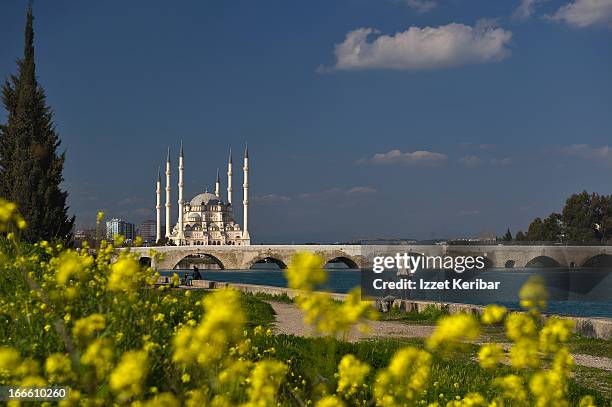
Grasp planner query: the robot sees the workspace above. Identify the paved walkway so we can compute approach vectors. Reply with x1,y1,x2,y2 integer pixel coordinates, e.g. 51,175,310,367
267,301,612,372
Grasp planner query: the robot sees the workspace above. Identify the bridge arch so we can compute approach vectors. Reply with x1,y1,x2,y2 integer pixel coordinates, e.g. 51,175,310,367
250,257,288,270
582,254,612,268
173,253,225,270
525,256,561,268
325,256,359,269
138,257,152,268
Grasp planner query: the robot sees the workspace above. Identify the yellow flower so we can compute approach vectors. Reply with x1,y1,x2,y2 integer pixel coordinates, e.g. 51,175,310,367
519,275,548,311
478,344,503,369
181,373,191,383
374,347,431,407
505,312,537,342
45,353,73,383
0,347,21,375
539,317,574,354
316,396,346,407
72,314,105,339
508,339,539,369
109,350,148,400
139,393,180,407
244,360,288,407
171,272,180,287
81,338,113,377
53,250,93,286
286,252,327,290
445,393,486,407
494,374,527,403
108,256,141,291
427,314,480,350
96,211,105,224
336,354,370,396
579,395,596,407
173,289,245,367
481,304,506,324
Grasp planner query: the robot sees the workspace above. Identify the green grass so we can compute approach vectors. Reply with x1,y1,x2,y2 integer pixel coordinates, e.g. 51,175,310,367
252,292,294,304
377,304,449,324
241,293,276,327
568,335,612,359
250,333,610,405
572,366,612,400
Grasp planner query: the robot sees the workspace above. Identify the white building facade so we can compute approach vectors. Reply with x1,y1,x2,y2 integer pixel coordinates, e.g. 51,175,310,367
155,143,250,246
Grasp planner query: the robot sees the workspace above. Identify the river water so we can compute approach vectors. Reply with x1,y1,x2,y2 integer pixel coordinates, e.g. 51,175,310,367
159,267,612,318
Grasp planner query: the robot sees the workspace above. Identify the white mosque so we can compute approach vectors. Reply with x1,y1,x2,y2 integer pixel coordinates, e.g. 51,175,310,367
155,142,250,246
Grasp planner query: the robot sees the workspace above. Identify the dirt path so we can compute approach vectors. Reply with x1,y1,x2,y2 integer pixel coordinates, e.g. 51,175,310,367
267,301,612,371
269,301,434,341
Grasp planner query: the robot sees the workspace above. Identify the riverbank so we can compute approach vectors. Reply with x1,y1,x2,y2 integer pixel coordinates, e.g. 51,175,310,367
189,279,612,339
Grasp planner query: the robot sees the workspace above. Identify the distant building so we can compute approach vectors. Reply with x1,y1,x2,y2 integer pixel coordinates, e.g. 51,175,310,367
106,218,136,242
138,219,156,244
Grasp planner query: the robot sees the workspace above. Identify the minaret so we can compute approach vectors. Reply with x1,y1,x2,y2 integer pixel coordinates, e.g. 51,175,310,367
227,148,233,205
177,141,185,243
155,167,161,243
165,147,171,238
242,144,250,240
215,168,221,199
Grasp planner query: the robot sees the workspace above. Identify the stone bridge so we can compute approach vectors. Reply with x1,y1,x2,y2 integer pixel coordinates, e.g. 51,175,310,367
127,244,612,270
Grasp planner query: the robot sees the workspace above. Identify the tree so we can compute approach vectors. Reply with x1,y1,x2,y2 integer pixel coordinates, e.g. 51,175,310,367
562,191,595,242
502,228,513,242
0,5,74,242
515,230,526,241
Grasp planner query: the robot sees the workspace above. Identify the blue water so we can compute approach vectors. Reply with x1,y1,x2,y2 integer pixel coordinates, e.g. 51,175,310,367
160,268,612,318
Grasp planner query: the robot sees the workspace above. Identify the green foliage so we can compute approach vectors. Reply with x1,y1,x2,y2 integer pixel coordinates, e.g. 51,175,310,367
523,190,612,243
379,304,449,324
0,5,74,243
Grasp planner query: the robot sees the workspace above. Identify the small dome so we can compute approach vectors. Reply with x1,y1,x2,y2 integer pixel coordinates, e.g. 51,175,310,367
187,212,201,221
190,192,221,206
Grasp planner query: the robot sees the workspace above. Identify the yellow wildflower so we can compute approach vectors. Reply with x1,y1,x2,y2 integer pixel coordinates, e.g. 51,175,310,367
72,313,105,339
108,256,141,291
539,317,574,354
481,304,506,324
109,350,148,400
505,312,537,342
53,250,93,286
494,374,527,403
478,344,503,369
427,314,480,350
0,347,21,375
374,347,431,407
519,275,548,311
336,354,370,396
316,395,346,407
45,353,73,383
96,211,105,224
286,252,327,291
244,360,288,407
509,339,539,369
81,338,113,377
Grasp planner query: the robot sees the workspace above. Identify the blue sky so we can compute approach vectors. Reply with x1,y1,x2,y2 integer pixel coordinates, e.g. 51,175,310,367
1,0,611,243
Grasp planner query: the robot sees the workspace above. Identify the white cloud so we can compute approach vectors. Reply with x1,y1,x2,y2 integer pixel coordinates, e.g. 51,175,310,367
320,22,512,72
513,0,540,19
252,194,292,204
298,186,377,200
360,149,447,166
548,0,612,27
560,144,612,164
404,0,437,13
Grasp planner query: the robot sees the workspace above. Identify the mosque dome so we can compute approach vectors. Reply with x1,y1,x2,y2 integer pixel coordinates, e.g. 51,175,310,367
190,192,221,206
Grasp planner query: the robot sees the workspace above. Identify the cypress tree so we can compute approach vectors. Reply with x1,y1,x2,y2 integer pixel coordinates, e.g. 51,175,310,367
0,5,74,242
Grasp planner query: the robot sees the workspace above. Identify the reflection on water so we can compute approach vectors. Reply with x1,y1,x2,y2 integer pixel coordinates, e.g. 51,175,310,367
159,268,612,318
